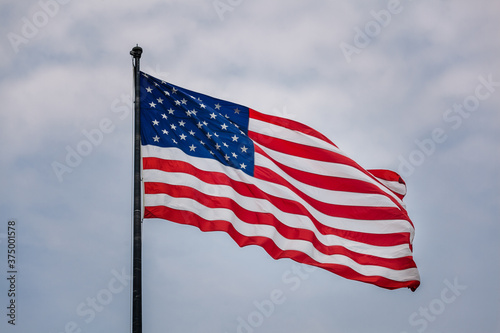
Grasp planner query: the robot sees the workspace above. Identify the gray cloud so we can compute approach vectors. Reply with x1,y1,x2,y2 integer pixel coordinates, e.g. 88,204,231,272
0,0,499,332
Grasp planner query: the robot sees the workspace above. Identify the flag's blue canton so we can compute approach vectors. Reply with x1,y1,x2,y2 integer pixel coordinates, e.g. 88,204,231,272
140,72,255,176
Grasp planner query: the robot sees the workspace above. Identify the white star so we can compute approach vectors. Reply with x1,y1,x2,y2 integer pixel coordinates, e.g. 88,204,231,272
240,163,247,169
146,87,152,93
223,142,229,148
179,134,187,140
232,135,239,142
157,98,163,104
149,102,156,108
168,108,175,114
161,114,168,119
170,124,177,130
172,139,178,144
200,140,205,145
172,87,177,94
210,112,217,119
164,90,170,96
162,129,169,135
152,120,159,126
186,110,192,117
200,103,206,109
215,103,221,110
181,98,187,105
241,146,248,153
153,135,160,142
206,133,212,139
203,121,208,126
234,108,240,114
179,120,185,127
189,130,196,136
232,152,238,158
197,122,203,129
221,123,228,130
175,100,181,106
189,144,196,151
224,154,230,161
215,143,221,150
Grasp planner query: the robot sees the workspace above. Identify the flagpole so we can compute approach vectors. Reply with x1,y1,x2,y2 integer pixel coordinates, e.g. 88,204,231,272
130,45,143,333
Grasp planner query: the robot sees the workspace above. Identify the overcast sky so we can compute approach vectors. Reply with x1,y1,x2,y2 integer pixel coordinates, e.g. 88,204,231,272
1,1,499,332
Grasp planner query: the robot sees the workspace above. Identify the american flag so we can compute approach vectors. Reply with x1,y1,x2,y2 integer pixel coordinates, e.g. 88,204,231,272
140,72,420,291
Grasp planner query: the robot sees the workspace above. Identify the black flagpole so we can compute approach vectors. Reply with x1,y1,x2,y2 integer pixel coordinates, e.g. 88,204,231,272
130,45,143,333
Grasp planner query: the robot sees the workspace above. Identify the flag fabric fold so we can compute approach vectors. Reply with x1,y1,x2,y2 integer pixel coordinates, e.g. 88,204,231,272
139,71,420,291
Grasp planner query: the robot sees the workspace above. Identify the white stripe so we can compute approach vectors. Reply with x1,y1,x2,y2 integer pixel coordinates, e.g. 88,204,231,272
373,177,407,196
255,143,406,207
145,193,419,282
250,117,406,207
142,145,414,237
255,142,369,180
249,117,346,156
255,147,399,208
143,169,413,259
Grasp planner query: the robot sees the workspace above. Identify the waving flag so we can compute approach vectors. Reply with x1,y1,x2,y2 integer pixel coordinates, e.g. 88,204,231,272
140,71,420,291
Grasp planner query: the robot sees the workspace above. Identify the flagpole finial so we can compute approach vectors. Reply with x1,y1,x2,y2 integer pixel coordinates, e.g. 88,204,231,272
130,45,143,58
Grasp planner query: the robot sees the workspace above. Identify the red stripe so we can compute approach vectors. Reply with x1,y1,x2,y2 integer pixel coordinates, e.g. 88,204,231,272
249,114,411,213
144,205,420,291
145,181,417,270
368,169,406,200
250,130,355,167
250,135,410,216
250,144,410,222
369,169,406,186
249,108,337,147
267,159,384,194
143,157,411,247
255,164,407,220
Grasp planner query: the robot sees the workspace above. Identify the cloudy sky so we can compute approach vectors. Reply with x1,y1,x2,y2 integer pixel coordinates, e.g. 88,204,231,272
1,0,499,332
